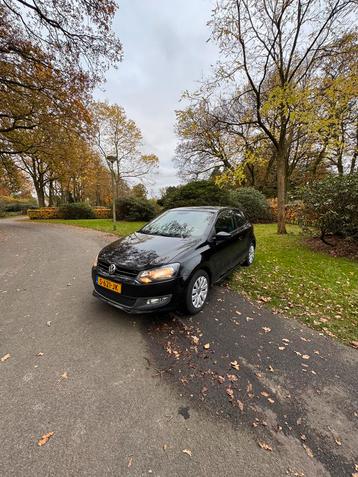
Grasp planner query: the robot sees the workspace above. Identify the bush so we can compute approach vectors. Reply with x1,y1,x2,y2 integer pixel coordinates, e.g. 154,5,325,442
267,198,303,224
59,202,95,219
229,187,272,223
299,174,358,240
116,197,157,221
92,207,111,219
28,207,61,219
159,180,231,209
0,195,37,214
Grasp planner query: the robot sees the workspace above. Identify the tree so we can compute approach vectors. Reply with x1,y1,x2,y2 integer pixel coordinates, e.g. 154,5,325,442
201,0,356,233
93,101,159,198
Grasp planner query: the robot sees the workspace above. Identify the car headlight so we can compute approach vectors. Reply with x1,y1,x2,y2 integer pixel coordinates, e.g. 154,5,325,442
137,263,180,284
93,254,99,267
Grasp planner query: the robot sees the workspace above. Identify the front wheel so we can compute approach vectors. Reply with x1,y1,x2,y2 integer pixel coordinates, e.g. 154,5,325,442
185,269,210,315
242,242,255,266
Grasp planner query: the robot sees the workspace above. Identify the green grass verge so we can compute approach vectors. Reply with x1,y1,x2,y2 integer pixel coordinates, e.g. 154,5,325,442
40,218,146,236
231,224,358,344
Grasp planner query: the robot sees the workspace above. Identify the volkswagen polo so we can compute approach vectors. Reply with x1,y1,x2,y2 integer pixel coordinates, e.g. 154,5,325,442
92,206,255,314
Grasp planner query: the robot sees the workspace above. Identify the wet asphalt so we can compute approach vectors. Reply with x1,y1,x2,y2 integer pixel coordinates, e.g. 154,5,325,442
0,217,357,477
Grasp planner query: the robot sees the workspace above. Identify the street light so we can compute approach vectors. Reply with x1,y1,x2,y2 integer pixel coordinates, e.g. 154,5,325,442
106,155,117,231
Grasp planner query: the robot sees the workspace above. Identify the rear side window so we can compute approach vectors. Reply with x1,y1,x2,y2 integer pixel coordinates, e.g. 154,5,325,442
215,211,236,234
234,210,247,228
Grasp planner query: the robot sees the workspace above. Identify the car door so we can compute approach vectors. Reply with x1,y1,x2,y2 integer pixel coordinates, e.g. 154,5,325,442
210,210,239,281
232,209,251,263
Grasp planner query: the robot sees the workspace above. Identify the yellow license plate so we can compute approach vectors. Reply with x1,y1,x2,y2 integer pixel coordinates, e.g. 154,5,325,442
96,276,122,294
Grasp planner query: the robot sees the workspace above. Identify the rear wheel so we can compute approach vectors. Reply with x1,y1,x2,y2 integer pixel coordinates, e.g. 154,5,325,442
185,269,209,315
242,242,255,266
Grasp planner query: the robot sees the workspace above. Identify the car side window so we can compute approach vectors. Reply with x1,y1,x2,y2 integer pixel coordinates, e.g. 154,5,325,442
234,210,246,228
215,211,236,234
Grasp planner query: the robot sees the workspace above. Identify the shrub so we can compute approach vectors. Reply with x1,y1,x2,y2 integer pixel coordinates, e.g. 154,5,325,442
92,207,111,219
229,187,272,223
0,195,37,214
59,202,95,219
299,173,358,240
28,207,62,219
159,180,231,209
116,197,157,221
0,200,5,218
268,198,303,224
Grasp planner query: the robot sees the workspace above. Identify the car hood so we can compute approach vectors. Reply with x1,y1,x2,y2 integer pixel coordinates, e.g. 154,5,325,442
99,232,200,270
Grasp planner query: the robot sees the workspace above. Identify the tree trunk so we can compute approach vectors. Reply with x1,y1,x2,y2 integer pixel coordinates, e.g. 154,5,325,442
276,150,287,234
48,180,54,206
35,185,45,207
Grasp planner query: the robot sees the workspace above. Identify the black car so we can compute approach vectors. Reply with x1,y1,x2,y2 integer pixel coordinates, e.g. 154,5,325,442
92,206,256,314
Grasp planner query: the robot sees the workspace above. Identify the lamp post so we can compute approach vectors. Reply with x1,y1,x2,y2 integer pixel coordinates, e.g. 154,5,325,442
106,155,117,231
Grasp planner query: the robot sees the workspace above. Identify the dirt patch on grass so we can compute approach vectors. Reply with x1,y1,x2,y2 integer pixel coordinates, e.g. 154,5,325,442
304,236,358,261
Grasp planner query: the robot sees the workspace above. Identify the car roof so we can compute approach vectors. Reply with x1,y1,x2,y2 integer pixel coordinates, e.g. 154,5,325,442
169,206,230,213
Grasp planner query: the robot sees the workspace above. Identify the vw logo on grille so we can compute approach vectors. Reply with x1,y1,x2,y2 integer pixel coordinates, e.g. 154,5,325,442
108,263,116,274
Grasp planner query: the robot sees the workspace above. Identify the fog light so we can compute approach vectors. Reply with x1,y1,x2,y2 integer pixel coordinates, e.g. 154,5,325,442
146,296,170,305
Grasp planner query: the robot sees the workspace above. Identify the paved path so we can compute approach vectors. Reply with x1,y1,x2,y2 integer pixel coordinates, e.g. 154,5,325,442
0,217,357,476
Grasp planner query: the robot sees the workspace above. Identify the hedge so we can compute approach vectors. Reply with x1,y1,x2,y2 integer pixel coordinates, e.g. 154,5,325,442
28,206,111,220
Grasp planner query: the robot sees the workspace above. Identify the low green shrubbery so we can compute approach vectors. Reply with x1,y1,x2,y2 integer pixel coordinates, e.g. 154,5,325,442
0,195,37,215
299,173,358,241
116,196,157,221
59,202,95,219
228,187,272,223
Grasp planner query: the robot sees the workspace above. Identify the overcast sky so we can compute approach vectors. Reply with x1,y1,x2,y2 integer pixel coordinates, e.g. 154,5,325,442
94,0,217,196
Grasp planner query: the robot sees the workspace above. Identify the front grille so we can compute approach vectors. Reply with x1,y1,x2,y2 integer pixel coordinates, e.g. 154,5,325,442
97,258,138,280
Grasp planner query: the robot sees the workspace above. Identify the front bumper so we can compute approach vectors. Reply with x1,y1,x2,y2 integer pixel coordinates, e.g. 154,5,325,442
92,267,184,314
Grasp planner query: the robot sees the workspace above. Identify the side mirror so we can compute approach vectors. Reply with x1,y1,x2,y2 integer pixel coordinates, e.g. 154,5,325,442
215,231,231,241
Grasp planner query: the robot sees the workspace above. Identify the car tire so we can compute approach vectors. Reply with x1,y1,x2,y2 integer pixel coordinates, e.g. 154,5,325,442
242,242,255,267
185,269,210,315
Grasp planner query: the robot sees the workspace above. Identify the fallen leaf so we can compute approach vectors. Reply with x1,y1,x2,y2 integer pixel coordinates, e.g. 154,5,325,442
268,365,274,372
282,338,290,343
1,353,10,362
278,346,285,351
351,341,358,349
267,398,275,404
235,310,242,315
302,355,310,360
191,336,199,345
262,327,271,333
261,391,269,397
226,387,234,399
230,360,240,371
258,441,272,451
303,444,314,458
128,456,133,468
182,449,192,457
36,352,44,357
334,437,342,446
60,372,69,379
237,400,244,412
203,343,210,350
217,375,225,384
37,431,54,446
227,374,238,382
46,321,52,327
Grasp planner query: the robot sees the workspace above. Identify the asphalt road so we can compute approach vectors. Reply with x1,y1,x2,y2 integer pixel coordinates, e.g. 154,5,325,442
0,217,357,477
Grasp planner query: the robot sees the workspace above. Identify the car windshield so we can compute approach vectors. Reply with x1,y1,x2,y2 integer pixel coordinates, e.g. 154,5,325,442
140,210,214,238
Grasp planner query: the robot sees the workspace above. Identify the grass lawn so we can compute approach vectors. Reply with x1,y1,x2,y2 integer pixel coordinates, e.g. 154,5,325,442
231,224,358,344
40,218,145,236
